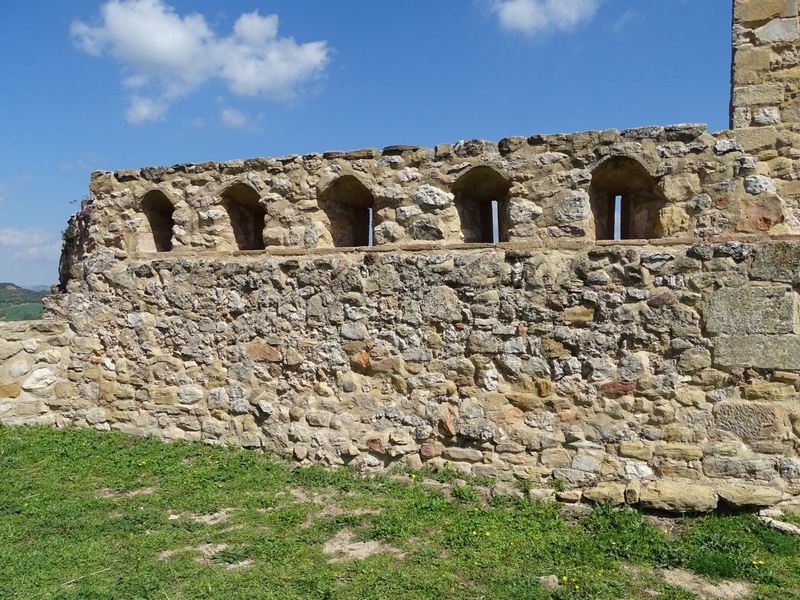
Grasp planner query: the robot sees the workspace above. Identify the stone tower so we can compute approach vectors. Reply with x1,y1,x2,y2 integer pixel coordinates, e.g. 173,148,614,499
732,0,800,128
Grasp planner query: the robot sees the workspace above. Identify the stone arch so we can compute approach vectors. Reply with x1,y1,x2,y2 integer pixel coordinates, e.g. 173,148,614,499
140,190,175,252
221,182,266,251
589,156,666,240
452,166,512,243
318,175,376,247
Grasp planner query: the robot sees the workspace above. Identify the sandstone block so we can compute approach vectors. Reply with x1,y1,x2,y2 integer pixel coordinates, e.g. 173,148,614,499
755,18,800,44
442,447,483,462
715,335,800,370
564,306,594,326
732,84,785,108
656,444,703,461
737,196,785,232
704,456,777,480
715,402,784,440
734,0,797,23
582,483,626,506
639,481,718,512
245,338,282,362
152,388,179,407
706,285,798,335
678,348,712,373
0,342,23,362
0,382,21,399
743,380,798,401
715,483,783,508
655,206,689,237
619,441,654,461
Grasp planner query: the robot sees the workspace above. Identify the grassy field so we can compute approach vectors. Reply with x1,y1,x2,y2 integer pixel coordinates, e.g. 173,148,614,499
1,426,798,600
0,302,44,321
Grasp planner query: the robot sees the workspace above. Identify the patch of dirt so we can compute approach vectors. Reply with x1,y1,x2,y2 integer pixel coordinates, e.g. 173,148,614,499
302,505,380,528
226,559,255,570
158,543,228,561
99,486,156,499
647,515,684,538
653,568,751,600
190,508,233,525
322,529,405,563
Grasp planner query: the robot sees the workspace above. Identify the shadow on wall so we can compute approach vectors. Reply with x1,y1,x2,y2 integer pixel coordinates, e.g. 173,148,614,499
319,175,375,247
222,183,266,251
590,157,666,240
140,190,175,252
453,166,511,243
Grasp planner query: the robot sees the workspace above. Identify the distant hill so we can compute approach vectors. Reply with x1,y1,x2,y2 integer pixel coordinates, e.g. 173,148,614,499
0,283,48,321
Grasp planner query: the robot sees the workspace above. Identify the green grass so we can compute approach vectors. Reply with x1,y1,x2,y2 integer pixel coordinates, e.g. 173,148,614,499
0,302,44,321
1,426,799,600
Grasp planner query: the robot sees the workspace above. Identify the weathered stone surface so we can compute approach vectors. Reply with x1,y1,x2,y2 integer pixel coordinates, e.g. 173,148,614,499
751,242,800,283
714,402,784,440
245,338,282,362
639,481,718,512
716,483,783,508
0,342,22,362
582,483,626,506
21,369,57,391
0,382,21,398
734,0,797,23
442,447,483,462
715,334,800,369
705,286,799,335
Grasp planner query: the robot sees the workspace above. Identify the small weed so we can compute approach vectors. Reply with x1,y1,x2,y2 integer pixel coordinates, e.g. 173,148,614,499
550,477,566,493
210,545,251,565
450,484,479,504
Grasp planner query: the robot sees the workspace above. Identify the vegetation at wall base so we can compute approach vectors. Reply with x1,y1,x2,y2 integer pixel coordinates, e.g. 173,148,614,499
1,425,798,600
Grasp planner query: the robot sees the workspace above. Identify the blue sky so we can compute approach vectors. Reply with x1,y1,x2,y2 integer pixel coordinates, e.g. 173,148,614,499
0,0,731,287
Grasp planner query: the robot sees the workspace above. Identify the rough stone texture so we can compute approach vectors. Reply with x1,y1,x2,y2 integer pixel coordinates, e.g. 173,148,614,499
716,483,784,507
705,286,799,335
4,2,800,514
639,481,719,513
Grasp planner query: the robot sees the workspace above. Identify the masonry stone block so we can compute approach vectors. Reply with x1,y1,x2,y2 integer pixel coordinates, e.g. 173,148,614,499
715,334,800,369
732,84,785,108
705,286,798,335
714,402,784,440
735,0,797,23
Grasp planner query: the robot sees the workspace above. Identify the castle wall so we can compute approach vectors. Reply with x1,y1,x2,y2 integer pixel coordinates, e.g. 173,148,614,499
6,1,800,512
5,240,800,510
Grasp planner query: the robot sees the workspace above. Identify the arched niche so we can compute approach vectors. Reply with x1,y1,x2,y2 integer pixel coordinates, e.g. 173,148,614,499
319,175,375,247
452,166,511,243
140,190,175,252
221,183,266,251
590,157,666,240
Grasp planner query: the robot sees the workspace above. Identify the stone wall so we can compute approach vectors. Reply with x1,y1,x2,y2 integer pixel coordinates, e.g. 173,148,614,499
732,0,800,128
61,123,800,284
6,240,800,511
5,1,800,512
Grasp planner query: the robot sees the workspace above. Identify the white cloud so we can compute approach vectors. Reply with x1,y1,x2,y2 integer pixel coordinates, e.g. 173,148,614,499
221,108,248,129
491,0,600,36
0,228,62,261
612,9,637,33
71,0,329,123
